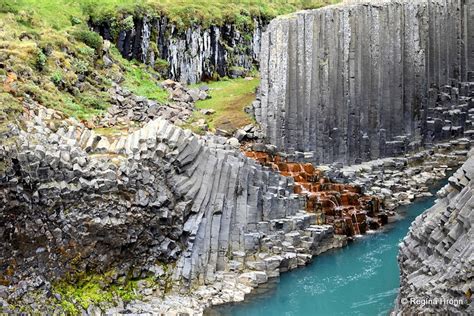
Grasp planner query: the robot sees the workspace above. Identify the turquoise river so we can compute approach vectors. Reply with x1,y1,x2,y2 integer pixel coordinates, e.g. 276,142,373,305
207,180,446,316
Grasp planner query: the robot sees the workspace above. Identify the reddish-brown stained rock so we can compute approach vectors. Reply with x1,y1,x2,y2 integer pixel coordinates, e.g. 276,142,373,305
244,151,383,236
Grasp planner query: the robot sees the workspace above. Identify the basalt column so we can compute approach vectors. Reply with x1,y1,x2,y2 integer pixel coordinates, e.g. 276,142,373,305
255,0,474,164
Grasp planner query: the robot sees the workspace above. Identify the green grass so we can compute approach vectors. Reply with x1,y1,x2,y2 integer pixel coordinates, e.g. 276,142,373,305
189,76,260,132
0,9,168,123
107,47,168,103
0,93,23,146
0,0,85,30
88,0,341,29
122,63,169,103
1,0,341,31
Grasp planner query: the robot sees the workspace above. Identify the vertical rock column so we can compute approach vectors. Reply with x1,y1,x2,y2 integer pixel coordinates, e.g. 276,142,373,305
256,0,472,164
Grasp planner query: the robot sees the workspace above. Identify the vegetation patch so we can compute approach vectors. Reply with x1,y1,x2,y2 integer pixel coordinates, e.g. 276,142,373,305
108,48,169,103
0,8,169,125
189,76,260,132
52,270,153,314
1,1,341,31
71,28,103,51
84,0,341,30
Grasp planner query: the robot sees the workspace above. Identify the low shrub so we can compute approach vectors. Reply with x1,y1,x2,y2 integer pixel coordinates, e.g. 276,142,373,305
72,29,103,52
51,71,63,86
35,50,47,71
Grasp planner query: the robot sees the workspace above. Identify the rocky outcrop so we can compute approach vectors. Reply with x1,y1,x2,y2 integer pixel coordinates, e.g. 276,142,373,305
330,138,471,206
244,151,381,235
255,0,474,164
395,149,474,314
0,101,345,313
93,17,264,84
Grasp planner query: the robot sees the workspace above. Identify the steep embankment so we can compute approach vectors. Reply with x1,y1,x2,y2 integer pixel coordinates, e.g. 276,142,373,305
92,16,264,84
255,0,474,164
88,0,340,84
396,149,474,314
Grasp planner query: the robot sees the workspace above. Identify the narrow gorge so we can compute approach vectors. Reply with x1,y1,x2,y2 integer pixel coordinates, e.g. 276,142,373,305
0,0,472,315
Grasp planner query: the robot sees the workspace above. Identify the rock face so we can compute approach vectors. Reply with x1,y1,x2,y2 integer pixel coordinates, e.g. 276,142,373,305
93,17,264,84
255,0,474,164
396,149,474,314
244,151,381,235
0,102,344,313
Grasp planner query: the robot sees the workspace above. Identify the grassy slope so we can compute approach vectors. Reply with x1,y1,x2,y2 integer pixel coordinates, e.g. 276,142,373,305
3,1,340,29
190,77,260,132
0,6,168,126
0,13,108,121
0,0,341,131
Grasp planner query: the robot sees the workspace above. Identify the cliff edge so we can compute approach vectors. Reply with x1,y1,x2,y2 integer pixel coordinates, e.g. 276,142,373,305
396,149,474,314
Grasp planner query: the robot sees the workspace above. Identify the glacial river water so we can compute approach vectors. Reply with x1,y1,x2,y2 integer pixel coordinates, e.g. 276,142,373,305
207,180,446,316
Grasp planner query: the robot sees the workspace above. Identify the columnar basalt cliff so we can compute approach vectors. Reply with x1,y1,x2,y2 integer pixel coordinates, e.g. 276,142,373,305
396,149,474,314
255,0,474,164
0,102,345,313
93,17,264,84
2,0,474,314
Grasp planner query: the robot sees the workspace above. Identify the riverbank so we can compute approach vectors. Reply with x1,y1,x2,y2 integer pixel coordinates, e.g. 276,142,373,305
111,140,470,315
207,178,449,316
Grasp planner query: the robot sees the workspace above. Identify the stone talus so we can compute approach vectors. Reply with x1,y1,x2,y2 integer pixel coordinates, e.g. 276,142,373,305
256,0,474,164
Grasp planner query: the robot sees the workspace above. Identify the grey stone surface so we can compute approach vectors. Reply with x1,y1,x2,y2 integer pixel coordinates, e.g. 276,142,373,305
0,100,343,314
255,0,474,164
395,149,474,315
100,83,195,127
93,17,265,84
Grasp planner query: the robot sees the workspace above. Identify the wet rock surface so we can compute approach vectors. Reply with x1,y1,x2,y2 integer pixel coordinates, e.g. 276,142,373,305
244,151,381,236
395,149,474,315
255,0,474,164
328,139,472,210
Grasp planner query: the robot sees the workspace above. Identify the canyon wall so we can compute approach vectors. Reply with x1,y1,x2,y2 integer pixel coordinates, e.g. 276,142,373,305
255,0,474,164
93,17,264,84
0,101,345,311
396,149,473,314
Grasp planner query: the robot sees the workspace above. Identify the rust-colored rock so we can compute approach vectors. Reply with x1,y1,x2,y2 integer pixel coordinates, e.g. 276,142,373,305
244,151,383,237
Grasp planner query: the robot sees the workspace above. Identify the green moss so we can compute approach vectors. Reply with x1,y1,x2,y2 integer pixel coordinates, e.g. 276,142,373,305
153,57,169,77
60,300,79,314
53,271,144,313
